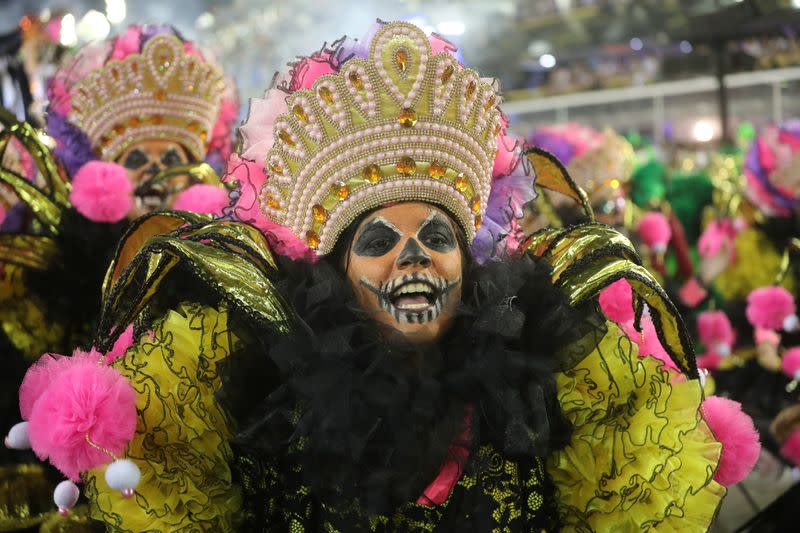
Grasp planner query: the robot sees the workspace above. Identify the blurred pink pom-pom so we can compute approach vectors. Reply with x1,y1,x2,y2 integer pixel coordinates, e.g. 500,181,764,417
599,279,634,324
172,184,230,216
781,347,800,380
27,352,137,481
746,286,797,331
105,324,134,363
698,219,737,259
702,396,760,486
110,26,142,60
780,430,800,466
637,212,671,254
70,162,133,223
697,310,736,356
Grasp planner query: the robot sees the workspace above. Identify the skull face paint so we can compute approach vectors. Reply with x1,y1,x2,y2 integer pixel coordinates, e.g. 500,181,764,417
346,202,463,344
116,140,194,219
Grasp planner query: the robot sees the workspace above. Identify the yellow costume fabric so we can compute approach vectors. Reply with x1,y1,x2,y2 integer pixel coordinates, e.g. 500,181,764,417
84,303,241,532
83,303,724,531
549,322,726,531
715,228,795,301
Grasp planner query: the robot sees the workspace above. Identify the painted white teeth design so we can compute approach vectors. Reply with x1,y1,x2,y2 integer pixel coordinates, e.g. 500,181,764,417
393,282,434,296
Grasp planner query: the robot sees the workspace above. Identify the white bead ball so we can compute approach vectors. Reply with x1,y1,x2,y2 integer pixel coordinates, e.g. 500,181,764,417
4,421,30,450
652,242,667,255
714,343,731,358
105,459,141,492
784,314,799,332
53,480,80,511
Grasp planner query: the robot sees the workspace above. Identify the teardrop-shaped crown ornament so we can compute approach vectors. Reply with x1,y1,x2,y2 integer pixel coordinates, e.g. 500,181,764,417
259,21,502,254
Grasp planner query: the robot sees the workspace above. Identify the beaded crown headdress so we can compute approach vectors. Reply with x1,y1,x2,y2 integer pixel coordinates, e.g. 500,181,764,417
54,31,225,164
258,22,503,254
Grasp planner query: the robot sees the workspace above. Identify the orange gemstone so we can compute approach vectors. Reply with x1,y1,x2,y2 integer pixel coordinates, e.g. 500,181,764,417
186,84,195,92
396,156,416,175
292,104,310,124
484,95,496,111
312,204,327,223
493,123,502,137
278,129,296,147
466,81,476,99
397,108,417,128
349,71,363,90
113,124,125,135
363,164,382,183
129,117,141,127
269,160,283,175
395,49,408,72
454,173,468,192
336,185,350,200
441,64,454,84
472,195,481,213
318,86,334,105
428,161,446,179
101,137,112,147
305,231,320,250
187,121,199,133
264,194,280,209
151,115,164,125
475,216,482,230
199,131,207,142
155,89,167,101
131,62,138,74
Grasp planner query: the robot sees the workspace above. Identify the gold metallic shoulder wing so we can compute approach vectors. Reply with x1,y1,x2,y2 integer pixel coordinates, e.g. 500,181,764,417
525,147,594,221
96,213,292,351
526,223,697,377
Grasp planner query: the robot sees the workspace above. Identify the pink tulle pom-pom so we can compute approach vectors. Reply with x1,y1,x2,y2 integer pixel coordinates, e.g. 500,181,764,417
27,352,137,481
746,286,797,331
780,430,800,466
19,353,77,420
698,219,737,259
637,212,672,253
105,324,134,363
171,184,230,215
697,310,736,356
599,279,634,324
70,161,133,223
702,396,761,486
781,347,800,380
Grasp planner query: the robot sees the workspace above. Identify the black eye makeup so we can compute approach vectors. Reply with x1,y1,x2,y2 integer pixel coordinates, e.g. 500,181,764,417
160,147,184,167
353,218,401,256
122,148,149,170
417,214,455,252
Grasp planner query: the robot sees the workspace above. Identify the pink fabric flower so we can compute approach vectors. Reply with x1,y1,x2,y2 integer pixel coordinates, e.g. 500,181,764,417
47,77,71,116
697,310,736,357
223,155,314,261
429,33,458,56
698,218,739,260
288,51,337,91
110,26,142,61
239,89,289,161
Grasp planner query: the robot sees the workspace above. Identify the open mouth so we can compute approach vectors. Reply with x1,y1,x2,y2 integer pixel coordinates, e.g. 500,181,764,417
362,273,460,325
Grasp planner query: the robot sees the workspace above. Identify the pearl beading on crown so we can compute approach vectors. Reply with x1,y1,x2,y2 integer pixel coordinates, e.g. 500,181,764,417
260,22,502,254
68,34,225,162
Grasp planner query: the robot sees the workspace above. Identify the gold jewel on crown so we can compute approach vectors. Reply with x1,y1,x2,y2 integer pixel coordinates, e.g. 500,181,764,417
68,34,225,162
260,22,502,254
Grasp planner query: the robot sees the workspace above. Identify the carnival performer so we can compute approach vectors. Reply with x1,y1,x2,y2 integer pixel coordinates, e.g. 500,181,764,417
0,24,236,530
9,21,758,531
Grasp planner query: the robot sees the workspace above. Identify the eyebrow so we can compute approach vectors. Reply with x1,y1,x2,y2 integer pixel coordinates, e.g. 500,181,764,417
418,211,451,231
360,216,401,235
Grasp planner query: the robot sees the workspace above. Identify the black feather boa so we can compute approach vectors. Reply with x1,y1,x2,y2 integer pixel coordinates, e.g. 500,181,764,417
217,252,604,516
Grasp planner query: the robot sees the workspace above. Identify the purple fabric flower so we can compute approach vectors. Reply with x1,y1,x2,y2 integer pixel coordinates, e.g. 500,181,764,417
140,24,177,45
528,131,575,166
46,112,97,177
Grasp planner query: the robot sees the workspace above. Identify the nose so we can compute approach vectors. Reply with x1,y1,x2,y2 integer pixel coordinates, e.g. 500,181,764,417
396,238,431,268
